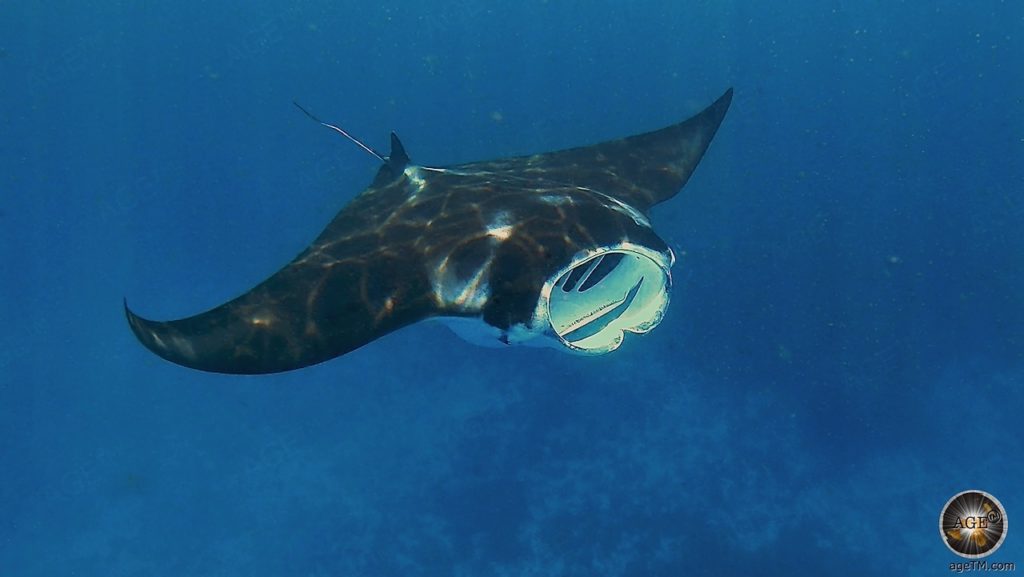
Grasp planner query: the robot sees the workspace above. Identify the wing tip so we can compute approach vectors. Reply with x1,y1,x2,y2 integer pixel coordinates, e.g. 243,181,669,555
123,298,161,342
123,298,171,362
123,297,146,338
122,296,320,375
708,86,734,122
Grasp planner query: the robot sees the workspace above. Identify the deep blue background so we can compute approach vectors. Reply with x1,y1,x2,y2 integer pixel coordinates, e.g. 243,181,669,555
2,1,1022,575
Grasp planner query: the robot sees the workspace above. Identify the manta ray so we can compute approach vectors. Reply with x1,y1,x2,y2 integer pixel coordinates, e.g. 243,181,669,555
126,88,732,374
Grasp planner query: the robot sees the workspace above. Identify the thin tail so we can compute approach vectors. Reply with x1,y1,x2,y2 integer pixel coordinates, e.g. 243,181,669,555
293,101,386,163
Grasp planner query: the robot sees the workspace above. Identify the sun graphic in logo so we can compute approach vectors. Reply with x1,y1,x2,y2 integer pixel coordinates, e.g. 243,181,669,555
940,491,1008,558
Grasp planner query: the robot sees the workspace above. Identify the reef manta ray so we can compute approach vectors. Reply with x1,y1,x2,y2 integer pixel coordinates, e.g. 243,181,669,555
126,88,732,374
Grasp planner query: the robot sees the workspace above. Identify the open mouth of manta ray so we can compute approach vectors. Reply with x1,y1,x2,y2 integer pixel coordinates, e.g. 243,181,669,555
542,247,672,354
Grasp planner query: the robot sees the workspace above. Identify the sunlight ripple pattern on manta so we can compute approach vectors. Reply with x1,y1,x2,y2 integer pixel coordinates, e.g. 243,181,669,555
125,88,733,374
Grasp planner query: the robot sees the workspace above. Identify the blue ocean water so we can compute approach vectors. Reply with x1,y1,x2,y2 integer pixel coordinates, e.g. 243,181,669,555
1,1,1022,575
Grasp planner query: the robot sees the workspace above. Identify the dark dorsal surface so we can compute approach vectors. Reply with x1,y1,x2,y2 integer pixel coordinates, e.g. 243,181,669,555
125,88,732,374
451,87,732,213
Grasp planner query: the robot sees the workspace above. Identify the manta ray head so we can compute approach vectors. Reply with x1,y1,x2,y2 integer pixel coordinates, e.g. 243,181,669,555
436,197,677,355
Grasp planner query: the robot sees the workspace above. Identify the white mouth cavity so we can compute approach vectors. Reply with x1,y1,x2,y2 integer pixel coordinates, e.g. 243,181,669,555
546,248,671,354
